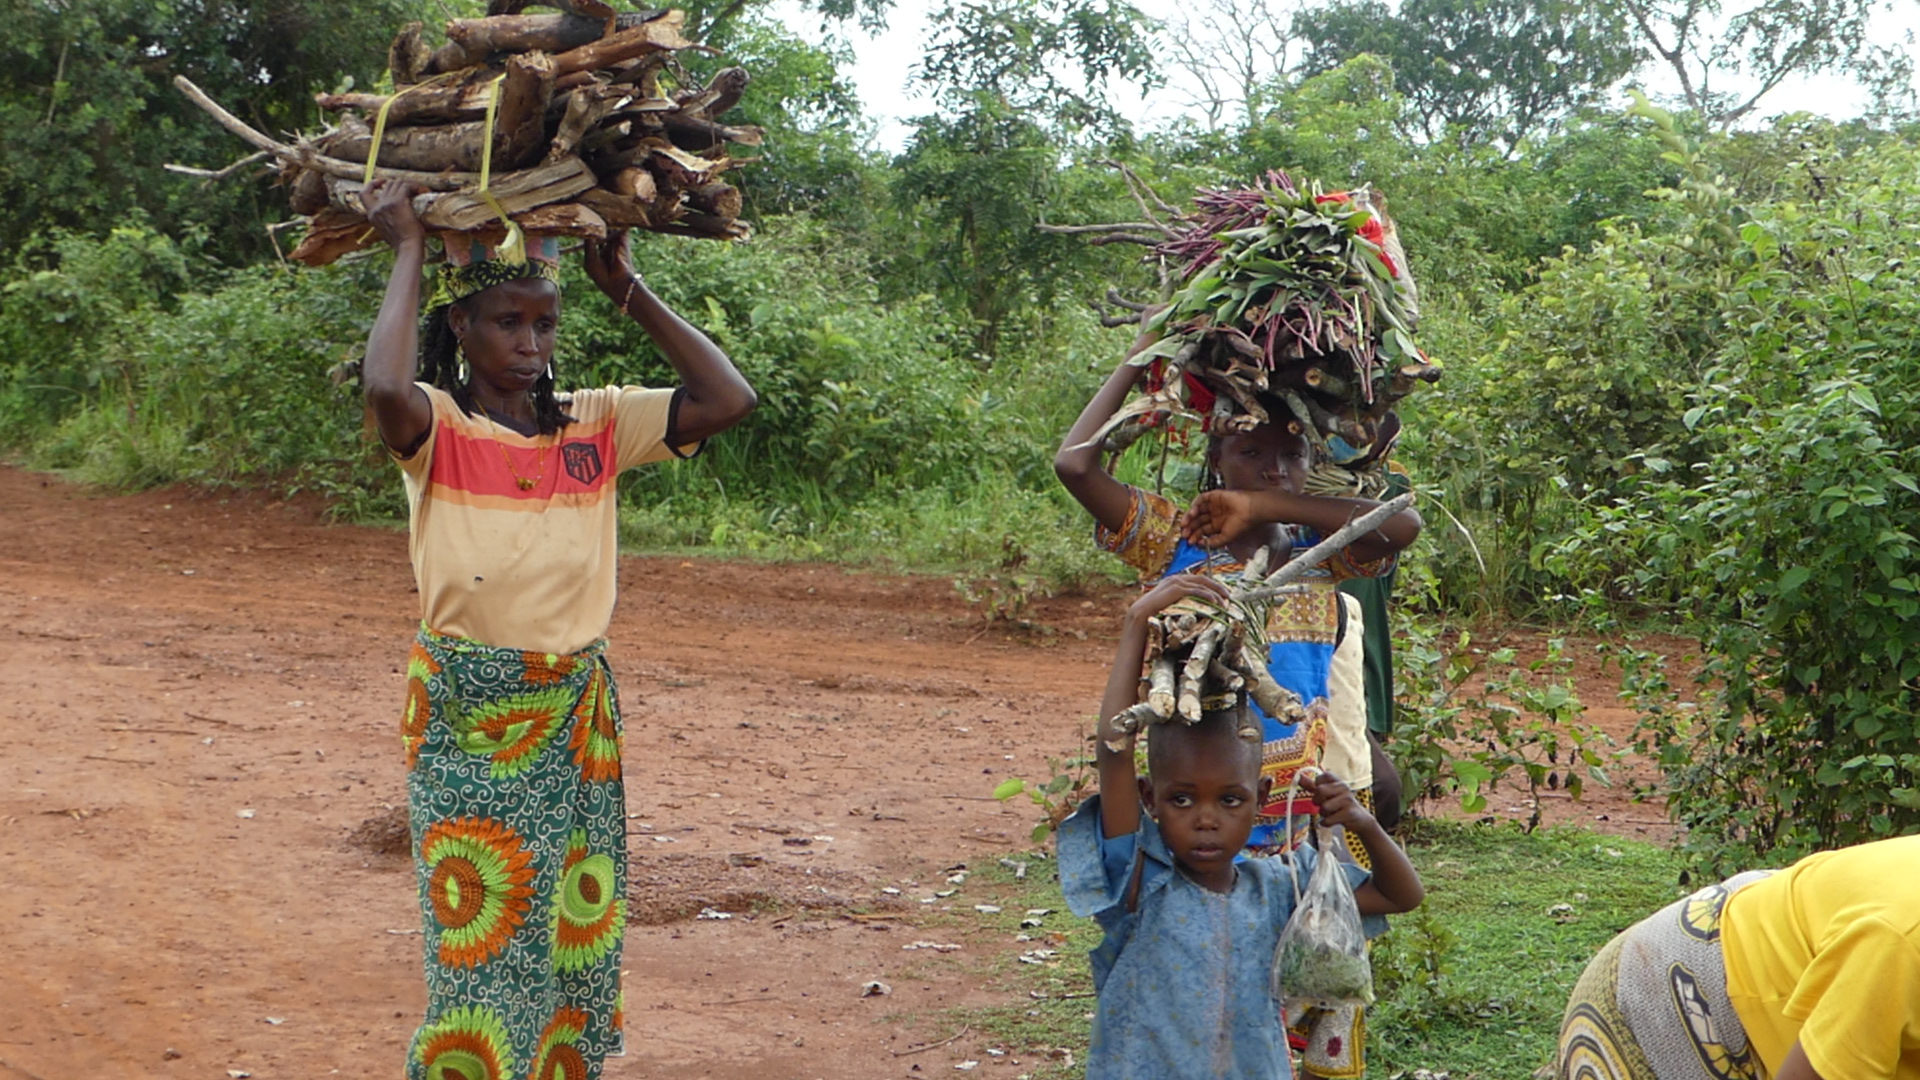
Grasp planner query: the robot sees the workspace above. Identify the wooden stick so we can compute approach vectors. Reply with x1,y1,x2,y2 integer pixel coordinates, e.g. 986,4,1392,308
1036,221,1167,235
1146,656,1176,718
163,151,270,180
172,76,480,191
890,1026,971,1058
1238,492,1416,602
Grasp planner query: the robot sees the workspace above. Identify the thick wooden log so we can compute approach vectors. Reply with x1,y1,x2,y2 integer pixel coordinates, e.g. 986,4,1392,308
684,180,740,221
608,52,670,96
546,84,634,162
574,186,653,228
487,0,616,17
289,205,379,266
513,201,607,236
287,164,329,215
322,120,492,172
175,74,482,190
610,166,657,201
551,11,692,77
435,202,610,242
658,209,750,241
647,141,726,186
325,157,596,231
389,22,432,86
497,50,558,165
663,112,764,151
315,69,500,125
319,53,553,173
431,10,671,72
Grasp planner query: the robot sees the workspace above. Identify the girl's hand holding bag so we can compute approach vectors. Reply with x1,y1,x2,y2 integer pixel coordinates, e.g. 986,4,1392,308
1271,773,1375,1010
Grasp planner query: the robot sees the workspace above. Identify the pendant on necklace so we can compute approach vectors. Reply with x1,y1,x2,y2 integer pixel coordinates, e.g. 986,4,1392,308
515,477,536,491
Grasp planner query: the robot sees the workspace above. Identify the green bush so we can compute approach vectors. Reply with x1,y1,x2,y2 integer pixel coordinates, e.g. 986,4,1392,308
1538,133,1920,868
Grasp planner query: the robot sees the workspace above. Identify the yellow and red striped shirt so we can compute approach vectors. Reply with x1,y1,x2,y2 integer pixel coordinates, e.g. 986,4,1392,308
395,383,693,654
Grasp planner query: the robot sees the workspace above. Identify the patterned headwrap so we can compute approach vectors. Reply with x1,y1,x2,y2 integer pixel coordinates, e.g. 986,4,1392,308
425,233,563,320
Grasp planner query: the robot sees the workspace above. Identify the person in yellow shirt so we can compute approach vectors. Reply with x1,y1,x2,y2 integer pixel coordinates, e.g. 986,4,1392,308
360,178,756,1080
1557,835,1920,1080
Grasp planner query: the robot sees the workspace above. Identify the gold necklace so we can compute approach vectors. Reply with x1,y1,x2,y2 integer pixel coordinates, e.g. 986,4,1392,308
486,411,547,491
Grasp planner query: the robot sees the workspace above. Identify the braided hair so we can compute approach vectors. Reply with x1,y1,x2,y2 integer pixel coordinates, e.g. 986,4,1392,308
419,294,575,436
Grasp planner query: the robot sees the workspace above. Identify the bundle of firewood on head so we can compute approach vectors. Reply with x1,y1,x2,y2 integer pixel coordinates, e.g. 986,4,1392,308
1054,167,1440,498
171,0,757,267
1100,496,1412,752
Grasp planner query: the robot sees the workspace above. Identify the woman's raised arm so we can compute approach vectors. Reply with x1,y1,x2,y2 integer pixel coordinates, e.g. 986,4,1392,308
360,178,435,455
583,231,756,444
1054,330,1159,533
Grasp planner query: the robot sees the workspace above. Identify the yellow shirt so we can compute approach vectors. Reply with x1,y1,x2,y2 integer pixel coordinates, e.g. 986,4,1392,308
395,383,694,654
1721,835,1920,1078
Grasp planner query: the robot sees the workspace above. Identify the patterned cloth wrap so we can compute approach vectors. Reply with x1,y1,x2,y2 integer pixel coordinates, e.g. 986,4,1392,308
425,232,565,322
1558,870,1778,1080
402,623,628,1080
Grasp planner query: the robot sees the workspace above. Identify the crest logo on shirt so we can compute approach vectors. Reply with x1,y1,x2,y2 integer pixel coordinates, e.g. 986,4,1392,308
562,442,604,486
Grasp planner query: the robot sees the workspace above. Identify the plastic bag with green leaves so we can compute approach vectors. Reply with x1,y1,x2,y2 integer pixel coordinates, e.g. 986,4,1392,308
1270,820,1374,1009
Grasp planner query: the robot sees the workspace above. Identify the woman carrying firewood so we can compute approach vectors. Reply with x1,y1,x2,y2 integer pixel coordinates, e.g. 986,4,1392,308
361,176,755,1080
1055,347,1420,1079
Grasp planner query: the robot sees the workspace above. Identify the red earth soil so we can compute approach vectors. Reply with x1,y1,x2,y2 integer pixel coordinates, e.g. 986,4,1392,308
0,464,1676,1079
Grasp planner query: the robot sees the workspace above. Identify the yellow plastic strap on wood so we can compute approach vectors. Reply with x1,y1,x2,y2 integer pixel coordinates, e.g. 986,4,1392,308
478,73,526,265
363,92,399,186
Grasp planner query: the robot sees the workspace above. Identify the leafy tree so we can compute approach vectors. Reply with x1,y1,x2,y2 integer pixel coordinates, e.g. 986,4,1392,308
891,101,1093,359
684,17,880,222
1294,0,1640,152
888,0,1160,357
913,0,1161,139
1618,0,1914,127
0,0,431,263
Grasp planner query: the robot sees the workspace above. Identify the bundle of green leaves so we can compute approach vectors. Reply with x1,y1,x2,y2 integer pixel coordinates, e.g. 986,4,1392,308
1100,171,1434,467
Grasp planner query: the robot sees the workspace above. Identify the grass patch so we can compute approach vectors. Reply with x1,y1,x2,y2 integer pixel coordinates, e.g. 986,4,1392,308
1370,821,1683,1078
921,821,1684,1079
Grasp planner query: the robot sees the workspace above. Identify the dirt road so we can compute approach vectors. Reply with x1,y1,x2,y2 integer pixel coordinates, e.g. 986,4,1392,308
0,464,1663,1079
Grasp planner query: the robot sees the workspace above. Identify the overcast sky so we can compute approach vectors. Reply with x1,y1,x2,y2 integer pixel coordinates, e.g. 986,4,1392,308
768,0,1920,153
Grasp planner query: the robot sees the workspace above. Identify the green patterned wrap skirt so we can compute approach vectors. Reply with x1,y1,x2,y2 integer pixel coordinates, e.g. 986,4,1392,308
401,625,628,1080
1556,870,1776,1080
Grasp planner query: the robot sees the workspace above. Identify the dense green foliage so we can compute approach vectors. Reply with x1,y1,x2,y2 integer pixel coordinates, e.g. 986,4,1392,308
1295,0,1639,151
1,0,439,264
5,0,1920,866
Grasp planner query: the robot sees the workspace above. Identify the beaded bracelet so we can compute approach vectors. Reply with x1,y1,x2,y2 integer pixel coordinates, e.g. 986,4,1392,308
620,277,640,316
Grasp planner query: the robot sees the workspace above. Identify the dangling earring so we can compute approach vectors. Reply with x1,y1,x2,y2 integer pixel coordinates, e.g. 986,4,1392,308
455,341,469,384
544,362,554,382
